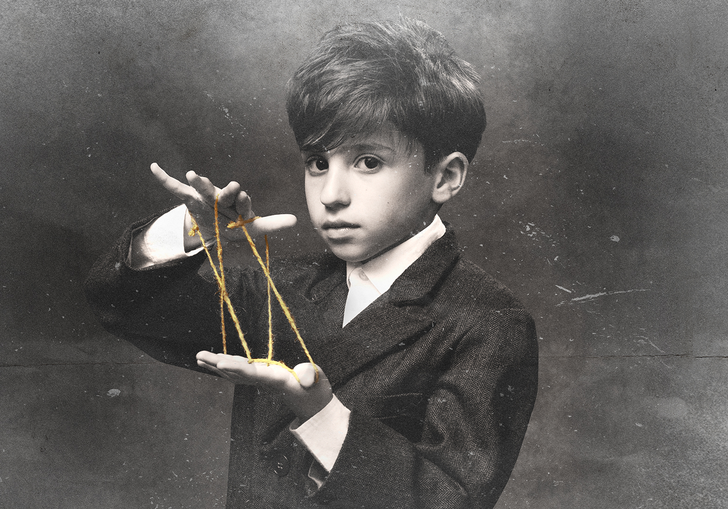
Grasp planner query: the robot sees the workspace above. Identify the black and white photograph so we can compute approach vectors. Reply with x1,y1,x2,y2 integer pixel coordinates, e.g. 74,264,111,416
1,1,726,508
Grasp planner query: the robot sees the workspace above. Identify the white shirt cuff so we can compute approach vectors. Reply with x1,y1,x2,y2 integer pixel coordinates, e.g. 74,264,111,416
290,395,350,472
129,205,204,269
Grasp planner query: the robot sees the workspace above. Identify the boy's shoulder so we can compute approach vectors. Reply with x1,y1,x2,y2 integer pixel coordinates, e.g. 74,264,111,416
453,231,530,311
450,256,529,312
270,227,528,315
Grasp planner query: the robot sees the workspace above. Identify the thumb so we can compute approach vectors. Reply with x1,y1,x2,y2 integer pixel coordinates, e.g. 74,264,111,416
293,363,322,389
230,214,298,235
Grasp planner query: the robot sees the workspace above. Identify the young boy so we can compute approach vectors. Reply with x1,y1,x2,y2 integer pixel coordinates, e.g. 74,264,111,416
85,19,538,509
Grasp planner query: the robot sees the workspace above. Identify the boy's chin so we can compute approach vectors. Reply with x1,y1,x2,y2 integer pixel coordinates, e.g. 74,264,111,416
327,245,368,263
324,242,377,264
326,240,405,264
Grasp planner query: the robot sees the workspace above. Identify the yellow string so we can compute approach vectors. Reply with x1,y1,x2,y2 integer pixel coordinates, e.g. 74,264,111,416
265,235,274,363
227,215,318,382
188,197,318,383
188,204,251,359
227,210,319,382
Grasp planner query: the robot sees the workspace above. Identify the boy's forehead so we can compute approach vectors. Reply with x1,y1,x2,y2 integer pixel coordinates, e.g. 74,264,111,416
302,125,419,154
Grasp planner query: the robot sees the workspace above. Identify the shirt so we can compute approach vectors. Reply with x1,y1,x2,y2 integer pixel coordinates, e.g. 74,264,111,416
343,215,446,326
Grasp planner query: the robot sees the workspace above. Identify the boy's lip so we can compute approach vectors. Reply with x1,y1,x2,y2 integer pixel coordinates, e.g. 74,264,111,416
322,221,360,230
321,221,360,240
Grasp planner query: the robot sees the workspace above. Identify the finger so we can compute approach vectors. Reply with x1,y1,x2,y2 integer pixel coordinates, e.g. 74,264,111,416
216,358,292,387
217,181,242,210
196,351,249,365
293,363,317,389
197,359,228,377
196,350,225,366
235,190,253,219
187,171,244,222
186,171,220,204
245,214,298,234
150,163,196,201
197,353,253,382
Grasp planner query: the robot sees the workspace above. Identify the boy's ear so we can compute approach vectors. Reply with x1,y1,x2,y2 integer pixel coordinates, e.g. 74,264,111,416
431,152,468,204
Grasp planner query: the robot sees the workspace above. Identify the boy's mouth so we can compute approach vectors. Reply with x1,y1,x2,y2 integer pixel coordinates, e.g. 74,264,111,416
321,221,360,239
322,221,359,230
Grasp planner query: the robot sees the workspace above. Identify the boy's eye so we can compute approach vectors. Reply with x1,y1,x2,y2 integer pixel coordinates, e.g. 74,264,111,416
306,157,329,173
355,156,382,171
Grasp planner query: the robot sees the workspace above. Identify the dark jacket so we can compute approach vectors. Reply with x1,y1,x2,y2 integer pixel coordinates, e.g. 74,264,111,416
85,217,538,508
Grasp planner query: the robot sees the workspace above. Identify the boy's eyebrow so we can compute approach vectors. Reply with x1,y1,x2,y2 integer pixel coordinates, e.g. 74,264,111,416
347,142,396,153
301,142,398,155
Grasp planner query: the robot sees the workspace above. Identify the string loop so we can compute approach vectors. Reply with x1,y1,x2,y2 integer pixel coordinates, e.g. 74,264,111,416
189,198,319,383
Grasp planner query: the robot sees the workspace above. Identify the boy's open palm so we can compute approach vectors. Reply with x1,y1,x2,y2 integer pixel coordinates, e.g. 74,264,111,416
150,163,297,248
196,352,333,422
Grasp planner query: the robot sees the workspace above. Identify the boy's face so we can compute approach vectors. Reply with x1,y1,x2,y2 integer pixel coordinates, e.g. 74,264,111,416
303,127,440,263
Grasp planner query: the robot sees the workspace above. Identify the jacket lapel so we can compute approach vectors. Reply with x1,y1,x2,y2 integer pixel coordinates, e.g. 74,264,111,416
305,228,461,388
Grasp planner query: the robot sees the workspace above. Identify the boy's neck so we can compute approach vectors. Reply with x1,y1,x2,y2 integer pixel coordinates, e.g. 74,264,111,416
357,213,440,266
345,215,446,294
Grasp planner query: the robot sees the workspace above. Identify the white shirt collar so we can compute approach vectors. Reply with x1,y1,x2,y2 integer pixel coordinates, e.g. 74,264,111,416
345,215,446,294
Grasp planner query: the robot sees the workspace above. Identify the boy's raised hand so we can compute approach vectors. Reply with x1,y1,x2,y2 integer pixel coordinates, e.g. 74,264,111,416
150,163,297,248
196,352,333,422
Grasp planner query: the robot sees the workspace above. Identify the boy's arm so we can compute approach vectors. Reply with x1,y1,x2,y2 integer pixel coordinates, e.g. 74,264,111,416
84,212,230,369
130,205,198,269
309,309,539,509
85,164,297,367
290,396,351,473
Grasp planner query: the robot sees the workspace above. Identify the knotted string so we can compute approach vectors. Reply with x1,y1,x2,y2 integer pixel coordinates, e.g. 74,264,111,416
189,197,318,383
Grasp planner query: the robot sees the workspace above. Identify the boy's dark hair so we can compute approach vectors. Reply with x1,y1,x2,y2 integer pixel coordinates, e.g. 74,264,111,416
286,18,486,170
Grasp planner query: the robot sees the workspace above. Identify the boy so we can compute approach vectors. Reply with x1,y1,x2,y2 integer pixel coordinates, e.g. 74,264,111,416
85,19,538,508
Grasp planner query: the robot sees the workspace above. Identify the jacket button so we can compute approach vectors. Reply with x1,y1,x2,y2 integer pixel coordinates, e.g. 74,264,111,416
271,452,290,477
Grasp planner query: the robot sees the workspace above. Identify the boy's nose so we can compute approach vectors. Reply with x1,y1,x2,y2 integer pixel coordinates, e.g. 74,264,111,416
319,167,350,209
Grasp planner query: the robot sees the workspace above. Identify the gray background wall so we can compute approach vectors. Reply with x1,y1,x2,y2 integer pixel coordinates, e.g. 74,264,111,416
1,1,727,507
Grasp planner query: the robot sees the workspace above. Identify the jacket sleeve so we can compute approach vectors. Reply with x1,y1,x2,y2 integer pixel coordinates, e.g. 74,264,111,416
310,308,538,509
84,216,268,370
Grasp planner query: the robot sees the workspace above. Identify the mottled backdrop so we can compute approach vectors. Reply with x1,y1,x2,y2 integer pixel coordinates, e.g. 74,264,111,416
1,1,727,507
